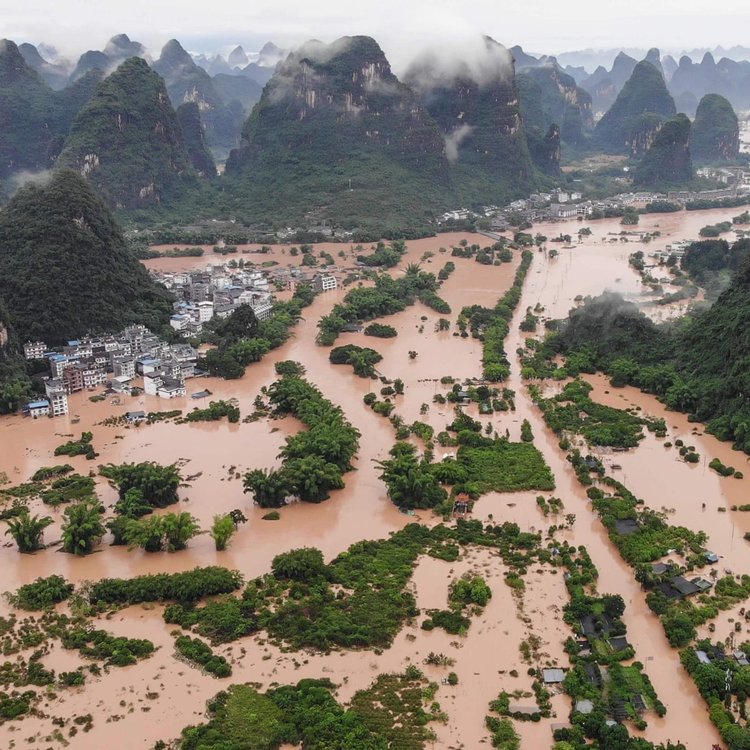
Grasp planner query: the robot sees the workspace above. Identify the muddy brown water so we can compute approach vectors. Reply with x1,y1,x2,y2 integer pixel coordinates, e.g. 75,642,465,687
0,212,741,748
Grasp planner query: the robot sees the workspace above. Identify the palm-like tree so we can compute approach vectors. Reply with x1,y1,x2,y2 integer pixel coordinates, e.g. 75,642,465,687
285,456,344,503
243,468,290,508
161,512,200,552
61,499,105,555
211,514,236,551
5,512,53,552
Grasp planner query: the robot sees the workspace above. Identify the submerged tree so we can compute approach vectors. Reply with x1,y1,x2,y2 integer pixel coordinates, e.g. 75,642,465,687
211,514,237,551
61,499,106,555
124,512,200,552
5,512,54,552
243,468,291,508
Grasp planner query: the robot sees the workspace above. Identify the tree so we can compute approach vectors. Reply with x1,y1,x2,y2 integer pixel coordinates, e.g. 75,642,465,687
271,548,326,582
114,487,153,518
244,468,291,508
102,462,181,509
376,442,447,510
5,512,53,552
0,377,34,414
162,512,200,552
284,456,344,503
124,512,200,552
61,499,106,555
211,514,236,551
124,515,166,552
520,419,534,442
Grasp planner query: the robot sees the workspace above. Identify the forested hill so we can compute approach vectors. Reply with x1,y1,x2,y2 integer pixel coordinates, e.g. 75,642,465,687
403,36,538,204
633,113,693,189
0,39,102,178
0,170,173,345
553,249,750,452
690,93,740,165
57,57,196,209
225,35,452,231
594,61,676,155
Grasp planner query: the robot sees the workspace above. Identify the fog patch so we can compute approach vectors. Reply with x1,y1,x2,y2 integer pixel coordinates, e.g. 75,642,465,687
7,169,55,194
444,124,474,162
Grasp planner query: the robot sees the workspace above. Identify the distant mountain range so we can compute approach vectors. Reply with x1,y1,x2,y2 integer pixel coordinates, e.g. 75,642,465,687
0,31,746,231
16,34,281,158
553,46,750,73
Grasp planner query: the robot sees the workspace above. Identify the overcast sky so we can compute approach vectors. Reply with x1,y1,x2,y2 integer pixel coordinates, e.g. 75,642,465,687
2,0,747,64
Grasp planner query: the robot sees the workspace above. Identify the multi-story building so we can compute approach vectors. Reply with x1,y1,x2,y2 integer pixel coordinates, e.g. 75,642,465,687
198,300,214,323
112,355,136,379
23,341,47,359
45,379,69,417
315,274,337,292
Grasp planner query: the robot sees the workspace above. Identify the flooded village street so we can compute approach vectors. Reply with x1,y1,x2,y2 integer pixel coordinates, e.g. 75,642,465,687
0,208,747,748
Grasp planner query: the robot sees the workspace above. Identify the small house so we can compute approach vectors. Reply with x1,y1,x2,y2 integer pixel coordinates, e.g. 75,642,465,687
575,700,594,715
609,636,631,653
695,650,712,665
25,399,50,418
125,411,146,424
542,668,565,684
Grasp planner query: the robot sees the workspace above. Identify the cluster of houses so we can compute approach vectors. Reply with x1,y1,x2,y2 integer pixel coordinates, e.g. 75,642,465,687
649,556,716,601
22,325,200,418
157,265,275,337
21,260,343,420
153,263,338,337
440,180,750,231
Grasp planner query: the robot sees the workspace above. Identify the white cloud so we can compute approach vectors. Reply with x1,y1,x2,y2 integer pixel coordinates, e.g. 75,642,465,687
0,0,746,66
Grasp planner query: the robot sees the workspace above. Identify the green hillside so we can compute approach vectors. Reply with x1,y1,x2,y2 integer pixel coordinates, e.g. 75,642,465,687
0,169,173,344
58,57,196,209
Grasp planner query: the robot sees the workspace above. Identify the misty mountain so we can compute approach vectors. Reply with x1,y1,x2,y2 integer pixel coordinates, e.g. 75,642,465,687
554,45,750,73
177,101,217,177
632,113,693,188
690,93,740,165
70,50,110,82
18,43,69,89
0,39,58,177
594,61,676,156
228,45,249,68
0,169,173,345
212,73,262,113
226,35,451,228
669,53,750,111
662,55,678,81
238,60,277,86
516,64,593,146
192,53,234,76
70,33,149,83
0,39,101,178
405,36,538,203
580,52,638,114
57,57,196,209
153,38,243,154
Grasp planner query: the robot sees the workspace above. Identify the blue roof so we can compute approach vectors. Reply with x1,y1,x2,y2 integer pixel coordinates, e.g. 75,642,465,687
67,340,80,346
26,400,50,409
48,353,67,361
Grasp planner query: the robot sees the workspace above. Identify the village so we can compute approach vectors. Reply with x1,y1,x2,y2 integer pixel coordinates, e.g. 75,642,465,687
21,259,341,420
440,172,750,229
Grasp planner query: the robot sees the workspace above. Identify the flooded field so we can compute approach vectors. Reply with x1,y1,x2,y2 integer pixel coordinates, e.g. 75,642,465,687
0,208,745,748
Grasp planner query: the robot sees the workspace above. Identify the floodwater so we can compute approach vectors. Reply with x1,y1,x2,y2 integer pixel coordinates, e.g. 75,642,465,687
0,211,742,748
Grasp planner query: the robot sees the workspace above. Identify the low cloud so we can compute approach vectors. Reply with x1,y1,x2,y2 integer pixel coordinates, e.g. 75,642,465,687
444,124,474,162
